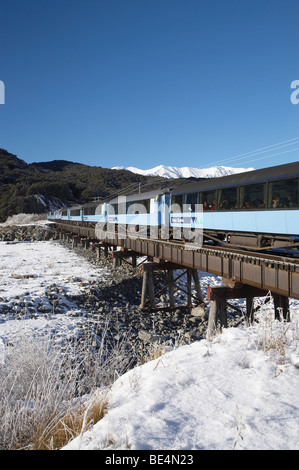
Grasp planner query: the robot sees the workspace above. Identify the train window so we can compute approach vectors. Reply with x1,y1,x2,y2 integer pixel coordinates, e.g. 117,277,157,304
126,201,135,213
109,203,118,215
62,209,68,216
185,192,198,212
239,183,266,209
199,190,216,211
83,206,96,215
171,194,183,213
218,187,238,210
145,199,151,213
70,209,81,216
127,199,150,214
267,178,299,208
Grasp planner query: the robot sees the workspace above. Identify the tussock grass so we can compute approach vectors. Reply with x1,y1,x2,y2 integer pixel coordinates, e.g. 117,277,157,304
0,312,176,450
254,296,298,353
0,321,132,450
239,295,299,374
31,391,108,450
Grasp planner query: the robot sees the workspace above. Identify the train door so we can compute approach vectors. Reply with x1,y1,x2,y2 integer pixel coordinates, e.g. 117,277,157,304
160,193,170,239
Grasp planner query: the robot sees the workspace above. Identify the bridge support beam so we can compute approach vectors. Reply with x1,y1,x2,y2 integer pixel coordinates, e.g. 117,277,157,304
139,261,204,312
81,238,90,249
206,284,269,340
111,249,140,268
206,299,226,341
206,283,290,339
72,235,80,248
273,294,290,321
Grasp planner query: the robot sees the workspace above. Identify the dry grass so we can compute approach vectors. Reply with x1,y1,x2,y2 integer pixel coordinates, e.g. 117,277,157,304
31,392,108,450
0,322,131,450
245,297,299,375
256,307,291,361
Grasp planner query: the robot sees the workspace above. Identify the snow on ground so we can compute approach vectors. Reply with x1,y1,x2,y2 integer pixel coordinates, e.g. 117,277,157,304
0,213,51,227
0,241,108,347
0,240,105,299
0,240,298,450
63,321,299,451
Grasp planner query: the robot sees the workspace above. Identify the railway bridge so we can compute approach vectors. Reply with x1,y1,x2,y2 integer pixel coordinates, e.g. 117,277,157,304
52,222,299,338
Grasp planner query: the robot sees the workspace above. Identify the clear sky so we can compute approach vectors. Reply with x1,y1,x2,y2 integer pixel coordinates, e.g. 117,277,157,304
0,0,299,170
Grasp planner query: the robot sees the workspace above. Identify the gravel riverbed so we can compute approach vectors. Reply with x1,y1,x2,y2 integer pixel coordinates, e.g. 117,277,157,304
0,223,238,370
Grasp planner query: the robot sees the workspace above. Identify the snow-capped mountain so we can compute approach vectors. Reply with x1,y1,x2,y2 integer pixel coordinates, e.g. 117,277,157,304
112,164,255,179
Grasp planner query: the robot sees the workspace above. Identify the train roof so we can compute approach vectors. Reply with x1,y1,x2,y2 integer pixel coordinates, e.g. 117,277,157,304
67,204,84,211
82,201,106,208
169,161,299,194
108,188,167,204
68,201,107,210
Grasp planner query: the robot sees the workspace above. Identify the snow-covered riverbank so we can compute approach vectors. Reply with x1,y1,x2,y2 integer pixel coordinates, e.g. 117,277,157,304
64,322,299,450
0,238,298,450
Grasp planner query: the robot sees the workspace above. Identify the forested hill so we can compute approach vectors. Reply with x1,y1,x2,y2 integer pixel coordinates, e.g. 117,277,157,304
0,149,195,223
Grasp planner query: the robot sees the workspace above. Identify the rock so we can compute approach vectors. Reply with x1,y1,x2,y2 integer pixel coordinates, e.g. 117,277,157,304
191,305,205,317
0,224,52,242
138,329,152,343
184,331,192,341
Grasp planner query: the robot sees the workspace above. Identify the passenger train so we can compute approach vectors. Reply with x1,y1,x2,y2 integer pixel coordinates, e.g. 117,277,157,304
48,161,299,251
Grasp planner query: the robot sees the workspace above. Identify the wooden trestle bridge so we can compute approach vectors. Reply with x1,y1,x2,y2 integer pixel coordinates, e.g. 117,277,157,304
52,222,299,338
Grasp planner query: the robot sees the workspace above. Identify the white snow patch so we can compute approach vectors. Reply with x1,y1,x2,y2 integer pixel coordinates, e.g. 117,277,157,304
112,164,255,179
63,320,299,450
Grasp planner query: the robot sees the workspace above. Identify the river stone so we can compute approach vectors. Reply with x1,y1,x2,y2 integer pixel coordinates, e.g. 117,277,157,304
138,329,152,343
191,305,205,317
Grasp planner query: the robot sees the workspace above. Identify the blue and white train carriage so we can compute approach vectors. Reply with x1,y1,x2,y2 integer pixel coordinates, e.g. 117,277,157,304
168,161,299,248
48,202,109,225
48,209,62,220
82,201,108,224
107,189,167,238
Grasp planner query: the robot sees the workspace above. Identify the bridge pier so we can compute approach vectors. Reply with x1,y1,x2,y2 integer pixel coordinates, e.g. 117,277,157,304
207,298,227,341
81,238,90,249
206,283,289,339
111,249,139,268
139,261,204,312
72,235,80,248
273,294,290,321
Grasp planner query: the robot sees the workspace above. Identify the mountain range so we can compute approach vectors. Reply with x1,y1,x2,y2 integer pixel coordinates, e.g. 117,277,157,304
112,164,255,179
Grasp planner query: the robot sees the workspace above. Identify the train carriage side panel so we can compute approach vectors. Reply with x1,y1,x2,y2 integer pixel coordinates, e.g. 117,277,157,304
202,209,299,238
69,206,83,222
83,202,108,223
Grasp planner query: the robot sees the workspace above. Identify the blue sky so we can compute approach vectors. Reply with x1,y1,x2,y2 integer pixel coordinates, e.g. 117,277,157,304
0,0,298,170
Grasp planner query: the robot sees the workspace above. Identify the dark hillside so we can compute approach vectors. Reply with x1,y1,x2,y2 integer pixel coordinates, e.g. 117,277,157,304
0,149,205,223
0,150,166,222
30,160,77,172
